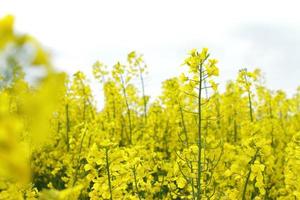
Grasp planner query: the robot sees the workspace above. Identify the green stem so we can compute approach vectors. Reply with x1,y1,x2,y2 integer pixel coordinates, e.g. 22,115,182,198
73,128,87,186
179,102,189,146
242,149,259,200
196,64,203,200
133,167,142,200
65,104,70,152
247,90,253,122
105,148,113,200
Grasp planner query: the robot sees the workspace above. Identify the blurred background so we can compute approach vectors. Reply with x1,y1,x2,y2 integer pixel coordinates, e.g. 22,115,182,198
1,0,300,107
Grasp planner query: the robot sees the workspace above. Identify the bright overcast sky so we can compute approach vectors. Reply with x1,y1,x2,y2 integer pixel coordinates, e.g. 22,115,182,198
1,0,300,106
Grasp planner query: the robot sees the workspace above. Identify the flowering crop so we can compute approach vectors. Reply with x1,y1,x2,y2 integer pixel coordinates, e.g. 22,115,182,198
1,15,300,199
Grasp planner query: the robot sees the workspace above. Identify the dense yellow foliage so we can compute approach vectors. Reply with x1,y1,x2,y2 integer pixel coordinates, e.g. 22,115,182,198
1,15,300,199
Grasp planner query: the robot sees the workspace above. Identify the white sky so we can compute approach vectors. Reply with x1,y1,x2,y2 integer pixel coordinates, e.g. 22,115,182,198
1,0,300,106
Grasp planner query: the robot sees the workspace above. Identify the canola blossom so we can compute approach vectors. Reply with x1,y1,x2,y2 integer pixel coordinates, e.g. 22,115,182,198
0,15,300,200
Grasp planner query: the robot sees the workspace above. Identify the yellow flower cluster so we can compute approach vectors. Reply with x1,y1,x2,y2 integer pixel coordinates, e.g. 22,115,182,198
1,15,300,199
